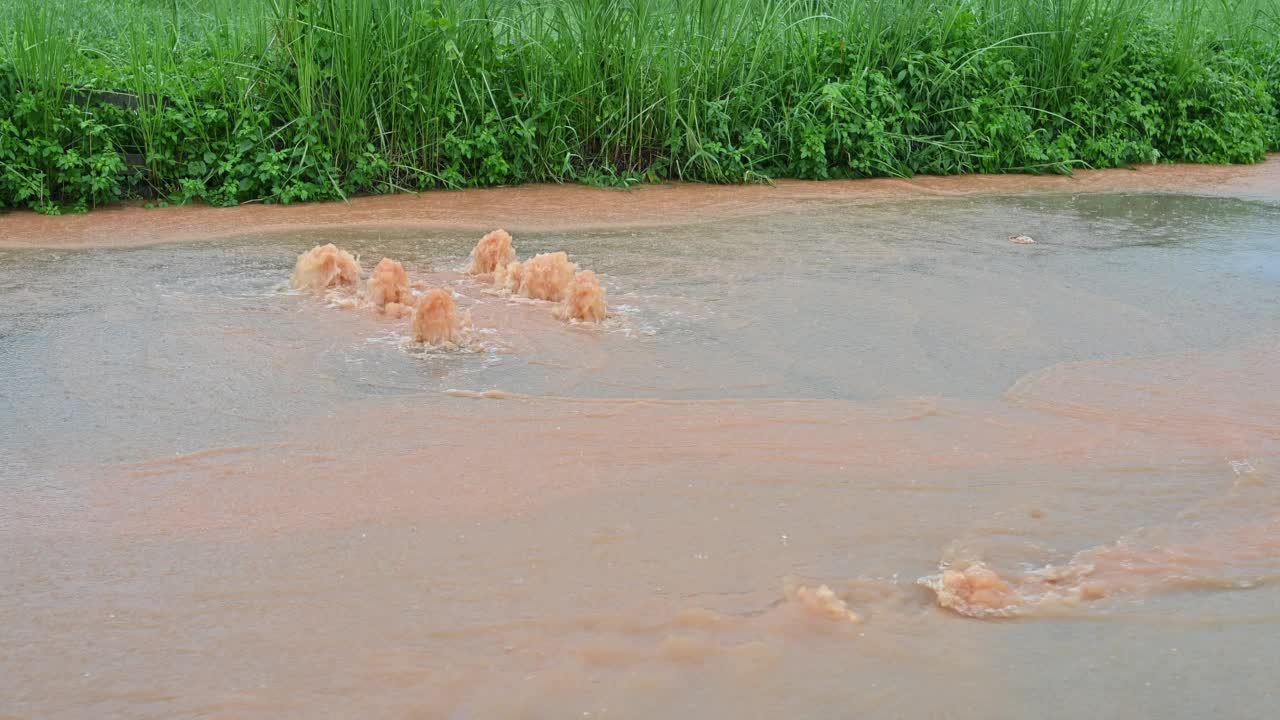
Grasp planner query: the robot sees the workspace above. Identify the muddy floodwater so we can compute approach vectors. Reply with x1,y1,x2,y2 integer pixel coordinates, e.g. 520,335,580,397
2,165,1279,719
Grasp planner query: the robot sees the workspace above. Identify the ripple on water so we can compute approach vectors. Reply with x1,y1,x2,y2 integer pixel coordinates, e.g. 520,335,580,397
3,180,1280,720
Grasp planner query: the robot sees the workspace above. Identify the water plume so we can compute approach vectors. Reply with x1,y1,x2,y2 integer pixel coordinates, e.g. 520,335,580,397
921,511,1280,618
291,243,361,291
786,584,862,623
495,259,526,293
468,229,516,275
919,564,1025,618
518,251,577,301
412,288,460,345
366,258,411,309
557,270,608,322
383,302,413,318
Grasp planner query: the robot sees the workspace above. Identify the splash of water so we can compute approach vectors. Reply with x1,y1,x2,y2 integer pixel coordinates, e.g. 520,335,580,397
366,257,411,310
495,259,526,294
468,229,517,275
920,506,1280,618
785,584,862,623
413,288,460,345
558,270,608,322
383,301,413,318
518,252,578,302
291,243,361,291
918,564,1025,618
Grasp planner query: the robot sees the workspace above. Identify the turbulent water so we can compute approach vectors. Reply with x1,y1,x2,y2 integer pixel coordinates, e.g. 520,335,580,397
2,171,1279,718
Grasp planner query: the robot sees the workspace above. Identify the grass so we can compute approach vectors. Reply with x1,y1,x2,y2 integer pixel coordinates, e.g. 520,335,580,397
1,0,1279,213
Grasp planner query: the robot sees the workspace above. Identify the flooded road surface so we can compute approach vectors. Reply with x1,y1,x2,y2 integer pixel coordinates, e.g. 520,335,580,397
2,167,1279,718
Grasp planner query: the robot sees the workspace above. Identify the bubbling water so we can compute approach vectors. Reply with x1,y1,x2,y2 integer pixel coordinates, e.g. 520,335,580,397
366,258,411,310
383,301,413,318
290,243,361,291
485,246,608,324
919,564,1025,617
920,510,1280,619
468,229,516,275
785,584,863,624
495,259,526,294
517,251,578,302
412,288,460,345
558,270,608,322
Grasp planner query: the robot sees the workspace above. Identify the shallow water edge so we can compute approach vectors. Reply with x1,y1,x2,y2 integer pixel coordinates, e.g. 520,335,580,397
2,156,1278,249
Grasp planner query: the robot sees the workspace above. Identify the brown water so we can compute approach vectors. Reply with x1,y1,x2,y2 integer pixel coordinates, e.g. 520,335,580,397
412,288,462,346
515,251,579,302
560,271,609,323
367,258,412,310
3,166,1280,719
290,243,362,291
467,229,517,276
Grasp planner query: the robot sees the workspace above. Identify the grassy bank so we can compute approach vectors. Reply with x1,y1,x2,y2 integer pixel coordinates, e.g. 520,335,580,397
2,0,1279,214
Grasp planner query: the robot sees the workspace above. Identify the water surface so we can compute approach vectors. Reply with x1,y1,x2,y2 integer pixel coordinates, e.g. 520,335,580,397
2,179,1279,719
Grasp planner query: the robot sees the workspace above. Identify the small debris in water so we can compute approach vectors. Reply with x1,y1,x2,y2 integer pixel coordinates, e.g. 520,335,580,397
1009,234,1036,245
1229,459,1256,476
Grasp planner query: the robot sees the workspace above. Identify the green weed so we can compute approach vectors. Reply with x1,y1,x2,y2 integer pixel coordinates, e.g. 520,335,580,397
1,0,1278,213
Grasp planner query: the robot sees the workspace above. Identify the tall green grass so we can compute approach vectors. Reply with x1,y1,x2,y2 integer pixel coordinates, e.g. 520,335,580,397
2,0,1279,212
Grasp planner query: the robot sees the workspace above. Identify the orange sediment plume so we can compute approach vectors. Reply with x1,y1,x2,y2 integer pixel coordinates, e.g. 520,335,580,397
517,251,577,302
412,288,460,345
496,252,607,322
921,509,1280,618
557,270,608,322
366,258,411,309
494,259,526,294
468,229,516,275
290,243,361,291
786,584,862,623
919,564,1025,618
383,301,412,318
